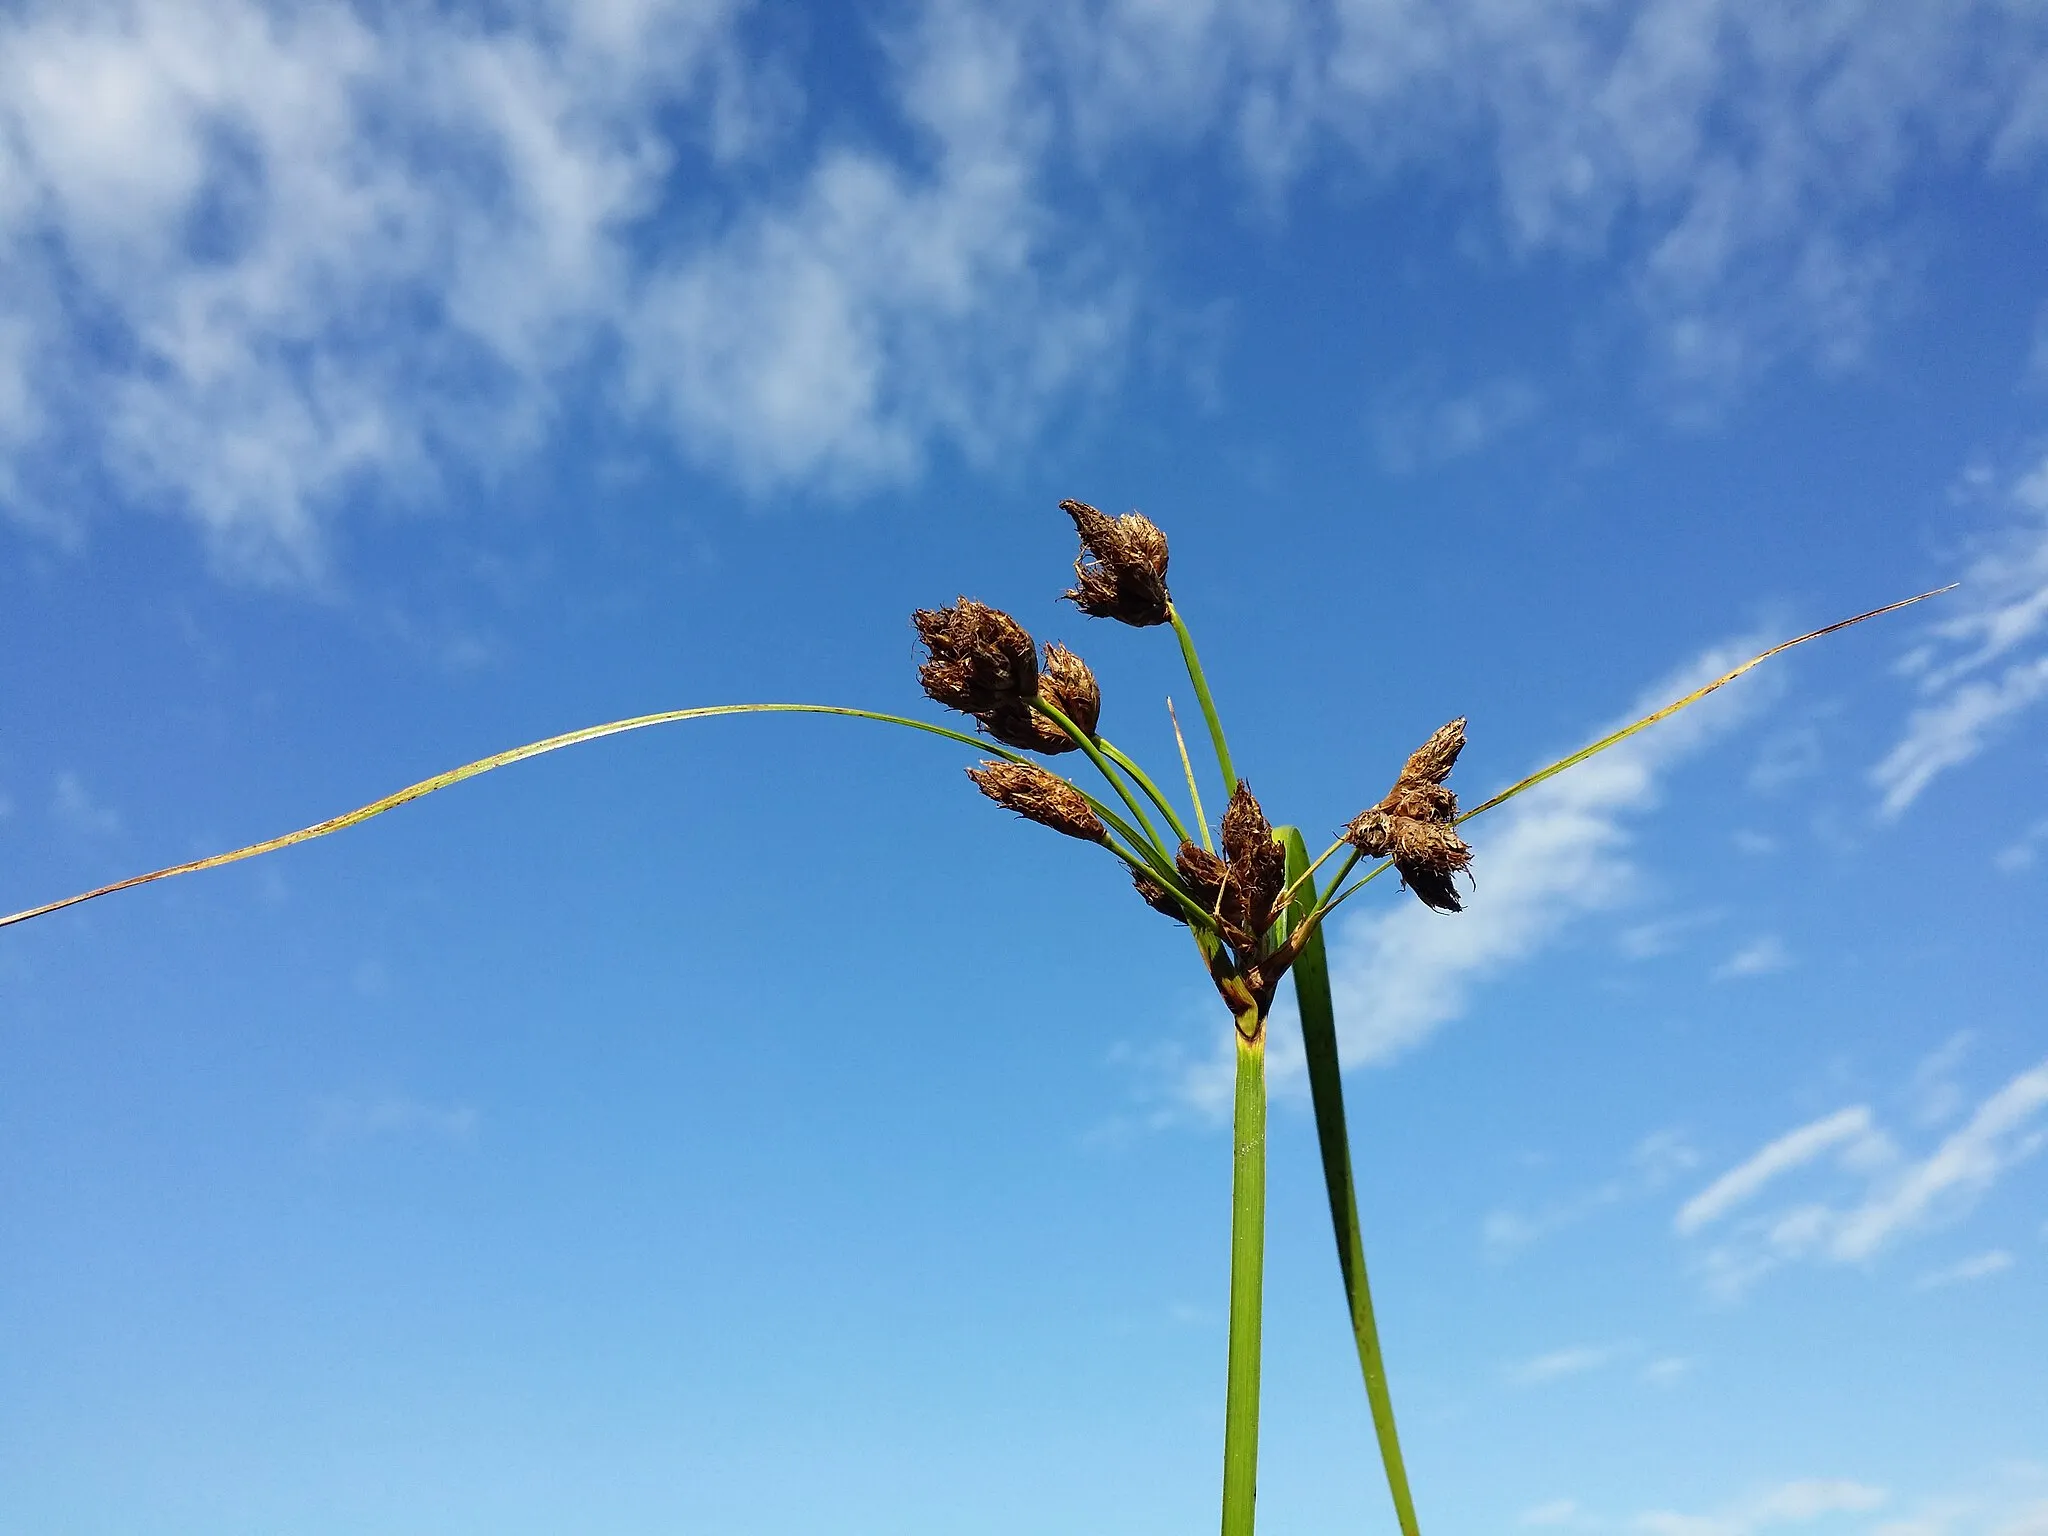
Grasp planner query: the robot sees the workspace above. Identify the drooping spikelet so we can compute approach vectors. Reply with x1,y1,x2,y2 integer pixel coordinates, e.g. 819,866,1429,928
978,642,1101,754
965,762,1107,843
1343,718,1474,913
914,600,1039,715
1059,499,1172,627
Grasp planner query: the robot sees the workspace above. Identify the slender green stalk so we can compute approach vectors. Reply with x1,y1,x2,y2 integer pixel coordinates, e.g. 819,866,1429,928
1283,829,1421,1536
1167,699,1214,852
1220,1010,1267,1536
1100,737,1194,847
1277,835,1349,912
0,701,1200,933
1170,605,1238,794
1033,697,1168,856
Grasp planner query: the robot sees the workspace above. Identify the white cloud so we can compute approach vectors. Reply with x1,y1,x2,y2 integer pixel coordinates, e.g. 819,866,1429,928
50,770,120,835
1056,0,2048,399
313,1093,479,1146
1372,373,1542,473
10,0,2048,576
1678,1058,2048,1291
1915,1248,2015,1290
1487,1129,1699,1258
1994,1503,2048,1536
1319,639,1770,1070
1712,934,1791,980
0,0,1120,579
1637,1479,1887,1536
1876,453,2048,816
1643,1355,1693,1385
1509,1343,1620,1386
625,2,1125,494
1675,1107,1884,1234
1523,1498,1584,1526
1996,817,2048,872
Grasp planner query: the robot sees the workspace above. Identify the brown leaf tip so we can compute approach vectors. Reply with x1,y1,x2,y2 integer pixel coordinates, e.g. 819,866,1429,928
1059,498,1172,627
1344,719,1474,913
966,761,1107,843
915,599,1040,716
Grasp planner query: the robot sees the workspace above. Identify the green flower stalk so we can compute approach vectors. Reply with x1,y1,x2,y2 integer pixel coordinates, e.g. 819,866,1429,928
0,506,1953,1536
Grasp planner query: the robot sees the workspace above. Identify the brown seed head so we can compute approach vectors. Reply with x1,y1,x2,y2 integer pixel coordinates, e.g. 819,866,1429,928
915,599,1039,715
966,761,1106,842
1343,718,1474,913
975,641,1101,755
1059,499,1173,627
1174,840,1231,912
1039,643,1101,735
1220,781,1287,939
1131,868,1189,923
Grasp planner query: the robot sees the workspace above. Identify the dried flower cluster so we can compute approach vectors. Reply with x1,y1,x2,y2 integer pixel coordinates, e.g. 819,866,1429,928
1155,784,1288,949
1060,499,1173,627
966,762,1107,842
919,501,1476,1030
915,599,1103,757
1342,718,1474,912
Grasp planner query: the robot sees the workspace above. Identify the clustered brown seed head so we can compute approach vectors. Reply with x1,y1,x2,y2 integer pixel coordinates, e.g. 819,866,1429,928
915,599,1039,715
978,642,1101,754
1060,499,1173,627
966,761,1107,843
1131,867,1187,921
1343,718,1474,912
1162,782,1287,951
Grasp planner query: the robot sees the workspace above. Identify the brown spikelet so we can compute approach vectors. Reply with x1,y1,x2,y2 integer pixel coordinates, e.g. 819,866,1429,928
1343,718,1473,912
1220,782,1287,939
966,762,1106,842
978,642,1100,755
1131,868,1189,923
1175,840,1231,914
1059,499,1173,627
915,599,1039,716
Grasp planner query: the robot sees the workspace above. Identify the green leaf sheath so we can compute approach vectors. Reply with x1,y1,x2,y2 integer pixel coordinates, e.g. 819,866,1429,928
1282,828,1421,1536
1170,606,1238,796
1220,1017,1267,1536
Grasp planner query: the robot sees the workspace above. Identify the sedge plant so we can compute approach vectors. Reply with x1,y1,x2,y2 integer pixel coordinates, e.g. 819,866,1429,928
1,501,1946,1533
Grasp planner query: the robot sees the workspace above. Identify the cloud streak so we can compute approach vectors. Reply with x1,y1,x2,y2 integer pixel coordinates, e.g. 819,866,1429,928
1317,640,1769,1071
1677,1057,2048,1292
8,0,2048,576
1876,452,2048,816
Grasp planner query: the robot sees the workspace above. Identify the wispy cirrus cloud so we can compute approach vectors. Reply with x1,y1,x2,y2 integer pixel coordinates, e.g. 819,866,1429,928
1635,1479,1888,1536
1317,638,1772,1072
0,0,1121,580
1677,1057,2048,1294
1876,452,2048,817
9,1,2048,580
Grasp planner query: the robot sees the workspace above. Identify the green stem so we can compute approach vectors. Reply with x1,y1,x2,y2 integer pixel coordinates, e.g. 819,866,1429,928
1033,698,1167,856
1170,605,1238,796
1099,738,1194,847
1281,829,1421,1536
1220,1011,1267,1536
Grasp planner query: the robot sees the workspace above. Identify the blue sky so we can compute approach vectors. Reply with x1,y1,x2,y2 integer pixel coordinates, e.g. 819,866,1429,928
3,1,2047,1532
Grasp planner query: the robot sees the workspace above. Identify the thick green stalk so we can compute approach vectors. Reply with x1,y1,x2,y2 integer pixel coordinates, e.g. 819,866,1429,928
1169,605,1238,794
1281,828,1420,1536
1220,1011,1267,1536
